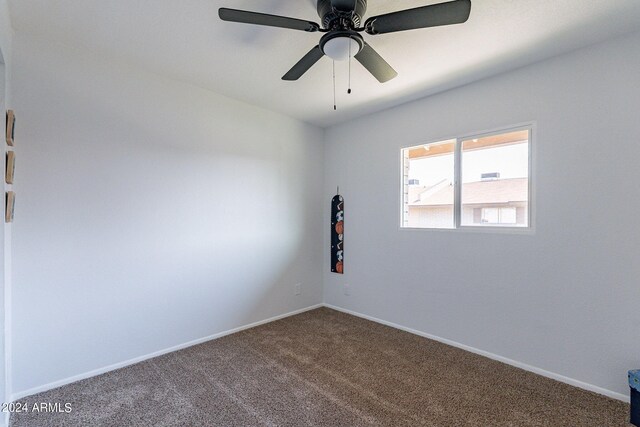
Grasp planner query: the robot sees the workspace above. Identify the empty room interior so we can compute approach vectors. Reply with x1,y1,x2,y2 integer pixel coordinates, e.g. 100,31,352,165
0,0,639,426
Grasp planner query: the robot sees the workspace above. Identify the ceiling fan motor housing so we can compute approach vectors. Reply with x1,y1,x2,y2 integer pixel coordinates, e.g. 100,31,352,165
317,0,367,29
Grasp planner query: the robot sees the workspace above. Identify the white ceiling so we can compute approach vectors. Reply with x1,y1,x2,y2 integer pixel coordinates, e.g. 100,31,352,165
9,1,640,127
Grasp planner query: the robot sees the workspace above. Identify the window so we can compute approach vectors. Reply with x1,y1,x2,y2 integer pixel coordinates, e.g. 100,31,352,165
401,126,531,230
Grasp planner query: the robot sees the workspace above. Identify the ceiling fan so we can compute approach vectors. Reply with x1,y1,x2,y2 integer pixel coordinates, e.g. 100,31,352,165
219,0,472,83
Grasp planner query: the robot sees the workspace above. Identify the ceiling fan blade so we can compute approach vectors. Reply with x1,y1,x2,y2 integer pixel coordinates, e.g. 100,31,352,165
364,0,471,35
330,0,357,12
219,8,320,32
354,42,397,83
282,46,325,81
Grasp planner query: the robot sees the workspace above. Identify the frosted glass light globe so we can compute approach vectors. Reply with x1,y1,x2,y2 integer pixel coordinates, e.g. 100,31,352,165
323,36,360,61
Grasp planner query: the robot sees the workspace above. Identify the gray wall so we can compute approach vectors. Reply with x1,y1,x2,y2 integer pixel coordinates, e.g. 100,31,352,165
324,31,640,398
10,34,325,396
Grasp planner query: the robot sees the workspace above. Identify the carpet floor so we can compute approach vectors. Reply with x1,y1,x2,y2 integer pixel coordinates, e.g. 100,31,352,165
11,307,630,426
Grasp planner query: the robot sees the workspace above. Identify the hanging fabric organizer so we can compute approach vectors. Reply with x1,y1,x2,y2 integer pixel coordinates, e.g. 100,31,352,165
331,192,344,274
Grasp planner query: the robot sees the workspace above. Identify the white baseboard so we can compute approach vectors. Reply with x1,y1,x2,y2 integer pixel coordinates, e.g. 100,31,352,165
323,304,629,403
10,302,630,405
11,304,323,402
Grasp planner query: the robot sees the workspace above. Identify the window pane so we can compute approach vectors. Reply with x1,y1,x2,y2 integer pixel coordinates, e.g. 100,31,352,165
461,130,529,227
402,140,455,229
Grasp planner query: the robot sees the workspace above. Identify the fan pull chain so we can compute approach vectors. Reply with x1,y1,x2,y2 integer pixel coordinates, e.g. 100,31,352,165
348,38,352,94
333,60,337,111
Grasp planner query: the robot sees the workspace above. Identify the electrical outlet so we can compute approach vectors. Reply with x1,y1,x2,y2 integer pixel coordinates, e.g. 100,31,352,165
294,283,301,296
343,283,350,296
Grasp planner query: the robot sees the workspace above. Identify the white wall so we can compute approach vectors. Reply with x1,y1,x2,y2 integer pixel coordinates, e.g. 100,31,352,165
0,0,11,70
0,0,12,419
0,59,5,422
10,34,324,396
324,31,640,397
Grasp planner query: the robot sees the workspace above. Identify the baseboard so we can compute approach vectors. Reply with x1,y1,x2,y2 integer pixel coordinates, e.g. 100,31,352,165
11,304,323,402
10,302,630,405
323,304,629,403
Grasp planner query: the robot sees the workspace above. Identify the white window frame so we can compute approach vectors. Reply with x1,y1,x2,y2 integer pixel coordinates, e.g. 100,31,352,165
399,123,535,234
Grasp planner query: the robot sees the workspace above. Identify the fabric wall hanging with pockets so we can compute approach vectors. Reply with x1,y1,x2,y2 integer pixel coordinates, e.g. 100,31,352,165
331,193,344,274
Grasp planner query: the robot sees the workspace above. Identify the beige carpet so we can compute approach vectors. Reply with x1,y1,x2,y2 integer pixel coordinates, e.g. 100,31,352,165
11,307,630,426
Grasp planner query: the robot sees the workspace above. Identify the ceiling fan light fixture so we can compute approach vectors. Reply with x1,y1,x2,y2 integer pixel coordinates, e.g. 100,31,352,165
321,34,362,61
